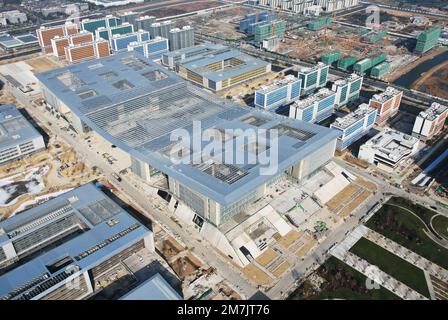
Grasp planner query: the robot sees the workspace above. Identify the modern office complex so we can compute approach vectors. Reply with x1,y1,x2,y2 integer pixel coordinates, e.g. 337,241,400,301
296,62,329,96
82,0,144,7
330,104,377,151
110,30,150,52
331,73,363,108
149,21,173,39
36,22,78,53
65,39,111,63
51,31,95,59
136,16,156,32
118,11,139,30
168,26,194,51
254,75,301,110
0,183,154,300
0,104,45,165
358,129,419,172
36,51,340,234
368,86,403,125
289,88,336,123
128,37,169,60
412,102,448,141
254,20,286,43
239,11,276,33
161,44,271,91
80,15,120,34
0,32,39,53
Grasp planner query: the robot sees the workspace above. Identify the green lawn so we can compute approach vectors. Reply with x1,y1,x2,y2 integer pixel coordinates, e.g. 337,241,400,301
350,238,430,298
387,197,437,225
432,215,448,239
288,257,399,300
366,198,448,270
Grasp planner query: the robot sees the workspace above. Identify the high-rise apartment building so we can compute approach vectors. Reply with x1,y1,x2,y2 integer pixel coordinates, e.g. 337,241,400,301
331,73,363,108
149,21,173,39
0,104,45,164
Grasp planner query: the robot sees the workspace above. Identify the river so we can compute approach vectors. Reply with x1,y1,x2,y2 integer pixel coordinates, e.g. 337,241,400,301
393,51,448,89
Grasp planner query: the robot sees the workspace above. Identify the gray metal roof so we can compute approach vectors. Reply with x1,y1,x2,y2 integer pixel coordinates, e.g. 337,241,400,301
177,44,270,82
0,104,43,151
36,51,340,206
0,183,151,299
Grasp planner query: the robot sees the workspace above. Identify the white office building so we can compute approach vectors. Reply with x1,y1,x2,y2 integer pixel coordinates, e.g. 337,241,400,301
331,103,377,151
359,129,419,172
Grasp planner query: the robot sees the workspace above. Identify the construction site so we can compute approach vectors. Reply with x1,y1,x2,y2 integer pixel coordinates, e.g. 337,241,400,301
177,3,448,83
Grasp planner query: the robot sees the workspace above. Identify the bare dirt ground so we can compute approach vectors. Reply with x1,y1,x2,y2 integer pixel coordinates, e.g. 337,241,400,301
412,60,448,100
25,56,63,73
385,47,448,82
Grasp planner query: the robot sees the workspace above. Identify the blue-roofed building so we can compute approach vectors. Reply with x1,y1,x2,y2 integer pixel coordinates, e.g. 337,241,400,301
0,104,45,164
330,103,377,151
110,30,150,52
331,73,363,109
162,43,271,92
0,32,39,52
254,75,301,110
239,11,277,34
0,183,154,300
127,36,169,60
289,88,336,123
36,51,340,230
119,273,182,300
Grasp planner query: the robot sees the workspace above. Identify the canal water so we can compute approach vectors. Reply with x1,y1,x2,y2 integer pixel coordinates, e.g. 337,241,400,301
393,51,448,89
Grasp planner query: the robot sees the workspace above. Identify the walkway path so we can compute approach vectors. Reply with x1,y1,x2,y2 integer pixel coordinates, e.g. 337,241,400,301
364,227,448,282
331,225,428,300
